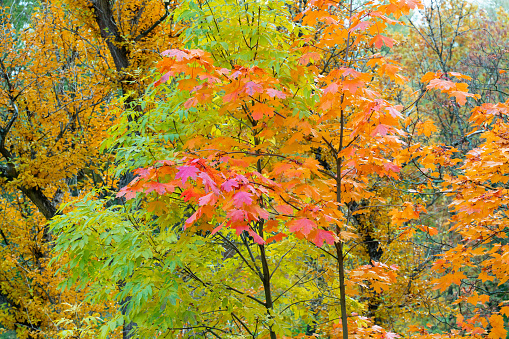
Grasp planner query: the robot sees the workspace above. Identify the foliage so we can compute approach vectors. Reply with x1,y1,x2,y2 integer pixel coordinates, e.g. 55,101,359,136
0,0,179,337
1,0,509,338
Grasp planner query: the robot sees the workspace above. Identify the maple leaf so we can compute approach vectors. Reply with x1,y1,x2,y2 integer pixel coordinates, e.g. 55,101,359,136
488,314,507,339
155,72,172,87
161,49,191,61
420,71,442,83
144,181,174,195
426,78,455,91
349,21,371,32
199,192,217,206
323,82,339,95
383,162,401,173
117,186,137,200
371,35,394,49
386,106,403,118
342,79,365,93
175,166,200,185
198,172,218,192
383,331,400,339
371,124,390,137
275,204,293,215
244,81,263,95
221,179,239,192
248,229,265,245
184,97,198,109
313,229,335,247
421,119,437,137
449,72,472,80
266,232,287,244
289,218,316,236
252,103,274,120
299,52,321,65
227,209,247,222
233,191,253,208
266,88,287,99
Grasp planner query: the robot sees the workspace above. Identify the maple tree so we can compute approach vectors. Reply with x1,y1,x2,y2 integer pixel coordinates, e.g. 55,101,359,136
51,0,429,338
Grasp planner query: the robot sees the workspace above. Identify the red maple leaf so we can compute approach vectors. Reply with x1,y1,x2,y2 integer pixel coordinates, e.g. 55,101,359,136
244,81,263,96
383,162,401,173
248,229,265,244
221,179,239,192
161,49,191,61
198,192,217,206
175,166,200,184
289,218,316,236
371,124,390,137
266,88,287,99
145,181,174,195
198,172,218,192
116,186,137,200
349,21,371,32
313,229,335,247
371,35,394,49
233,191,253,208
384,331,400,339
184,97,198,109
227,209,247,222
299,52,321,65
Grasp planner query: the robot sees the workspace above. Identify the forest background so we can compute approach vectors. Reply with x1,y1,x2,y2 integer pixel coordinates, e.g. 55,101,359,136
1,0,509,338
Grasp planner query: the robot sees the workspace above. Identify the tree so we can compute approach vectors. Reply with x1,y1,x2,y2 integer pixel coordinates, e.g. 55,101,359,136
0,0,179,337
51,0,423,338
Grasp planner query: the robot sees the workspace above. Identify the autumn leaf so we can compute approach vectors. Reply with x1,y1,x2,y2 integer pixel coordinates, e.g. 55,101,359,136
175,166,200,185
265,88,287,99
244,81,263,96
488,314,507,339
288,218,316,236
233,191,253,208
371,34,395,49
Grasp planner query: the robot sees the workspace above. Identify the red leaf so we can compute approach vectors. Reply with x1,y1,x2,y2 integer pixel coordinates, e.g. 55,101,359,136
299,52,321,65
371,35,394,49
289,218,316,236
221,179,239,192
145,181,174,195
198,172,218,192
175,166,200,185
248,229,265,244
313,229,335,247
371,124,390,137
134,167,152,178
233,191,253,208
349,21,371,32
161,49,190,61
155,72,172,87
384,332,400,339
386,106,403,118
383,162,401,173
323,82,339,95
275,204,293,215
266,232,287,244
199,192,217,206
184,97,198,109
185,208,202,227
266,88,287,99
244,81,263,96
227,209,247,222
117,186,137,200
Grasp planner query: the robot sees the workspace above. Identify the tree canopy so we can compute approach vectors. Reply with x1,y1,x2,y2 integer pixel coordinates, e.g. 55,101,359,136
1,0,509,338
